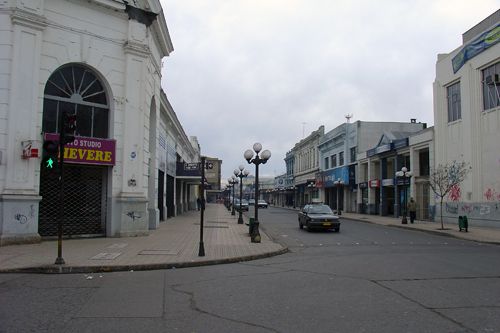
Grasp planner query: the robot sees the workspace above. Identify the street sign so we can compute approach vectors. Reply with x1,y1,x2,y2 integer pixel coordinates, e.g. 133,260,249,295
205,162,214,169
184,163,200,170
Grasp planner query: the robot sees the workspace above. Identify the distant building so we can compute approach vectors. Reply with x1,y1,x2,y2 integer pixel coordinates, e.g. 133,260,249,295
433,10,500,226
204,157,222,202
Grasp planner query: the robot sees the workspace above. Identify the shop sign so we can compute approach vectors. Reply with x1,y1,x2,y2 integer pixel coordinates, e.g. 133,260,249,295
369,179,380,188
358,182,368,189
382,178,394,186
44,133,116,166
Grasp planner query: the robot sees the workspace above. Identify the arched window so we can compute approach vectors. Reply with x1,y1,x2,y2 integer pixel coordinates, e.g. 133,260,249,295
43,64,109,138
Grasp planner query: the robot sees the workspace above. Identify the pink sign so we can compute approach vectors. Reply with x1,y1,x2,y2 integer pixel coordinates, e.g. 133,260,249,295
44,133,116,166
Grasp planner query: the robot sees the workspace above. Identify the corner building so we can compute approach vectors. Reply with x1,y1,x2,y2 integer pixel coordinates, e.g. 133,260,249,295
0,0,197,244
433,10,500,227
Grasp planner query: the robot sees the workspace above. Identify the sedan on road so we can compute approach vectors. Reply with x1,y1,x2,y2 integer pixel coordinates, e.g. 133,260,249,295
298,204,340,232
235,199,249,211
257,200,268,208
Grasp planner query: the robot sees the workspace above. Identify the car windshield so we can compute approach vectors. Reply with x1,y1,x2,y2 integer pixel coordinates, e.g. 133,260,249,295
258,200,266,203
308,205,333,214
241,200,249,204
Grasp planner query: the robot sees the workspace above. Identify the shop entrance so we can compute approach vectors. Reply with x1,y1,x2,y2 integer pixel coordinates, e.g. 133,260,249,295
39,165,107,237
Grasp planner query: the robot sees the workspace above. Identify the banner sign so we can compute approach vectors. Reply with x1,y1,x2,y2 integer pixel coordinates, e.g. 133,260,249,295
452,23,500,73
44,133,116,166
321,167,349,188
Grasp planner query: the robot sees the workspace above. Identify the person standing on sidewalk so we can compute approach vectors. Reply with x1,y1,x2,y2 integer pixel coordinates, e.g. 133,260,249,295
408,197,417,223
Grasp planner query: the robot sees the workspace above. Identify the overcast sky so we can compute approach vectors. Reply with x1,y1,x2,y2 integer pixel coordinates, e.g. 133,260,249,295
159,1,499,181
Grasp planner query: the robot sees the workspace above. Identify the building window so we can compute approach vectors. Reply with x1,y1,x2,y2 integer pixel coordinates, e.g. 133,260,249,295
324,157,329,169
43,64,109,138
339,152,344,166
350,147,356,163
447,81,461,122
331,154,337,167
482,63,500,111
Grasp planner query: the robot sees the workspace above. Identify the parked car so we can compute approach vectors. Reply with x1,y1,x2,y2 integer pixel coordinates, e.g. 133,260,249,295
298,204,340,232
248,199,255,205
257,200,268,208
235,199,249,211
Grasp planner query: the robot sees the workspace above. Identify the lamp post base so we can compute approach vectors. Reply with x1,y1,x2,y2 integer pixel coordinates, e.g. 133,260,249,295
250,222,261,243
401,216,408,224
54,257,65,265
238,216,243,224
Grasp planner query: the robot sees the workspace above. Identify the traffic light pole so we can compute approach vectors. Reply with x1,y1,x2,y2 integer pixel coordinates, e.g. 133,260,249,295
55,110,66,265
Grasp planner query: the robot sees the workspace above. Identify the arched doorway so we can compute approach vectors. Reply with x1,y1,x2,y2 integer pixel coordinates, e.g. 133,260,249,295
39,64,110,237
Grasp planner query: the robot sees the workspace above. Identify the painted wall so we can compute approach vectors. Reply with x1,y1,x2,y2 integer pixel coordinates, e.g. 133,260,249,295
433,18,500,227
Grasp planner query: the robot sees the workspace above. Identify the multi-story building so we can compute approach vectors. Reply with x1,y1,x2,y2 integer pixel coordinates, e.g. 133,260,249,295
319,120,426,214
0,0,200,245
357,125,432,219
204,157,222,203
289,126,324,207
433,10,500,227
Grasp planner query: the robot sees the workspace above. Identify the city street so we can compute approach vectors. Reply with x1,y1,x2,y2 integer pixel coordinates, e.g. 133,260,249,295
1,206,499,333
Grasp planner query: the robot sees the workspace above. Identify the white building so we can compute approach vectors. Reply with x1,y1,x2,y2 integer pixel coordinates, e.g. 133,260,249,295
433,10,500,227
0,0,199,245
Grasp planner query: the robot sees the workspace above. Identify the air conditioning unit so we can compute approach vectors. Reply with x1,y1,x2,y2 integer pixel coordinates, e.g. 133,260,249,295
485,74,500,85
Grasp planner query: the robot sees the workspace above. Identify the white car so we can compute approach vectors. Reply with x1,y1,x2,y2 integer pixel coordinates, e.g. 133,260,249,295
257,200,268,208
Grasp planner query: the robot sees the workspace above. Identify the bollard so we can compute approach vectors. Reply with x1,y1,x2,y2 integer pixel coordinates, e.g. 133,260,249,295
249,217,254,236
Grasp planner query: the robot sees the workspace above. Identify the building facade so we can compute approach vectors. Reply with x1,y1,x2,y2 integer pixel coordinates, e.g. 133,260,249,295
433,10,500,227
289,126,324,207
357,126,432,219
318,121,426,215
0,0,199,245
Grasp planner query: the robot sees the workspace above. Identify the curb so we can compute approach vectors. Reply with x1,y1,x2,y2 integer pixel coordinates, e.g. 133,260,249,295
0,246,289,274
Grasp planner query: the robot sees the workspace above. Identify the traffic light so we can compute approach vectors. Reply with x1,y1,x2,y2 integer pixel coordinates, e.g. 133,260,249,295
62,113,77,144
42,140,59,171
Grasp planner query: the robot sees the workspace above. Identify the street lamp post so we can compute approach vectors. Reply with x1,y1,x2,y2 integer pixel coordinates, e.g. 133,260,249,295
244,143,271,243
228,176,238,216
333,178,344,215
395,166,413,224
307,182,316,204
234,165,250,224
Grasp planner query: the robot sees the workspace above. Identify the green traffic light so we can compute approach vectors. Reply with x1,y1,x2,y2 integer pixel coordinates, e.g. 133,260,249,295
46,157,54,169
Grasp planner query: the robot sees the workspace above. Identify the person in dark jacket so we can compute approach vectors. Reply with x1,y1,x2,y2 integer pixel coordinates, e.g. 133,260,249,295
408,197,417,223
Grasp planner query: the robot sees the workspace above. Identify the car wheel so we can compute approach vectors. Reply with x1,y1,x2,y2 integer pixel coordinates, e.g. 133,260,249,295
306,222,312,232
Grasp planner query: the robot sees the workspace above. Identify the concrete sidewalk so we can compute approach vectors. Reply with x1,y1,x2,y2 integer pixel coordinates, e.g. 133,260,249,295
274,205,500,245
342,211,500,245
0,204,287,274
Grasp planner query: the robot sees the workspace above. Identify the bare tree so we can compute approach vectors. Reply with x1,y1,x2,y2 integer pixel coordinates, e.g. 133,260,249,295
429,161,471,229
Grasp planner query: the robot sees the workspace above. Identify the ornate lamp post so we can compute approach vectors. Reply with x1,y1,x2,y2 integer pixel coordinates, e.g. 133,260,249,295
333,178,344,215
234,165,250,224
228,175,239,216
395,166,413,224
244,143,271,243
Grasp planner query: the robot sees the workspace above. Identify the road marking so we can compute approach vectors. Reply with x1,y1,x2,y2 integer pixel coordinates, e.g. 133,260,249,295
91,252,121,260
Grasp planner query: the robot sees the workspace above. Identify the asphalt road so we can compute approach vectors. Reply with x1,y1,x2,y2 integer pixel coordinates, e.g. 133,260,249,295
1,206,499,333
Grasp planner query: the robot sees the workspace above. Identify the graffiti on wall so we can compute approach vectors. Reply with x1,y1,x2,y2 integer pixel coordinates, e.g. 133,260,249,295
484,188,500,201
448,184,461,201
445,202,497,216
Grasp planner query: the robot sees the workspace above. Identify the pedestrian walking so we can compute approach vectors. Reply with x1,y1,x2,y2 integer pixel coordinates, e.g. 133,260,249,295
196,197,201,211
408,197,417,223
